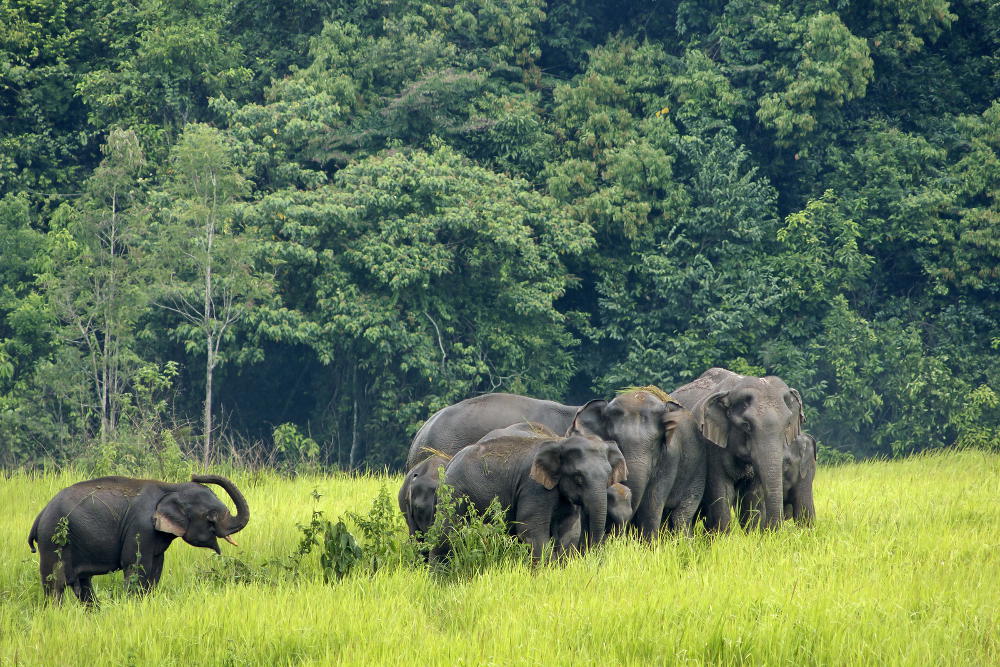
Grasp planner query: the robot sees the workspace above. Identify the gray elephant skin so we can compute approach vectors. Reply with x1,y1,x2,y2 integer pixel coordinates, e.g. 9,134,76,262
671,367,805,530
405,394,579,470
569,390,708,538
406,390,707,539
28,474,249,605
736,432,817,527
783,433,816,524
398,455,449,536
605,483,633,535
438,422,627,560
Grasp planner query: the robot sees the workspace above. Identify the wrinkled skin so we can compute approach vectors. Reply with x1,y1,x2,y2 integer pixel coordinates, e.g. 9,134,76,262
405,394,579,470
605,483,633,536
28,475,249,605
398,456,449,536
569,391,707,538
737,433,817,527
671,368,805,531
783,433,817,524
438,424,627,560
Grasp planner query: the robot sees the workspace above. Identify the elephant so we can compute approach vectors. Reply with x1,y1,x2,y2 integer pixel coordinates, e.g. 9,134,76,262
437,422,627,560
28,474,249,605
736,433,817,528
405,393,579,470
398,455,449,536
671,367,805,531
605,483,633,535
408,389,706,539
569,390,708,538
783,433,816,524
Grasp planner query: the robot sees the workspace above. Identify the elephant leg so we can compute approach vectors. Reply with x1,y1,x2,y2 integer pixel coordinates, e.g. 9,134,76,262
702,477,735,533
39,551,66,603
631,496,667,541
737,481,764,530
147,553,166,586
666,478,706,537
791,485,816,526
514,495,555,562
72,576,98,607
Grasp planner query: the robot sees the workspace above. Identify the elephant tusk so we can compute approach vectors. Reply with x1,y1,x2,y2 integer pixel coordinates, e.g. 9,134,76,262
223,535,239,547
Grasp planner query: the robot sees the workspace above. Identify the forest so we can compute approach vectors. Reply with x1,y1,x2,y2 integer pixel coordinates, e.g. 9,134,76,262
2,0,999,470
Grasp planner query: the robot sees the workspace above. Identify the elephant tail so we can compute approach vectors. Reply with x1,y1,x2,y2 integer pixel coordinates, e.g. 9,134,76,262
28,512,40,553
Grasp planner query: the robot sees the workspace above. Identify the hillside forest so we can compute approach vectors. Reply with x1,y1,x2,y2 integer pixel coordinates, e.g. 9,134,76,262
2,0,999,470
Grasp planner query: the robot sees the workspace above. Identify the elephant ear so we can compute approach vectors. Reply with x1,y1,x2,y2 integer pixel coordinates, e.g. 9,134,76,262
694,391,730,448
606,443,628,486
661,400,686,448
784,389,805,445
529,440,563,490
153,493,188,537
567,399,608,439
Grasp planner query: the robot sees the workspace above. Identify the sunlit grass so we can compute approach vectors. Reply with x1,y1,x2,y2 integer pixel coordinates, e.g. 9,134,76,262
2,451,997,665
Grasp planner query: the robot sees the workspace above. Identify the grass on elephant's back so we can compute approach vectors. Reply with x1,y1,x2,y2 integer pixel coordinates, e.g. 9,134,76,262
0,450,998,665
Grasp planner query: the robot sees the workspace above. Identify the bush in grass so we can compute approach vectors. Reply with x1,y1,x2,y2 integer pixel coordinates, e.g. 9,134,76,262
422,480,531,580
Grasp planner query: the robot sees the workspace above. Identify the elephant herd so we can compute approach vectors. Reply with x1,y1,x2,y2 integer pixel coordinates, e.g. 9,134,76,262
26,366,815,606
399,367,817,559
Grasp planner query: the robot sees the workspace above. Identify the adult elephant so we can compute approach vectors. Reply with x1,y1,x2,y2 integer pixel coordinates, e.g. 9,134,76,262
28,474,249,605
408,389,706,539
405,394,579,470
569,390,708,538
671,368,805,531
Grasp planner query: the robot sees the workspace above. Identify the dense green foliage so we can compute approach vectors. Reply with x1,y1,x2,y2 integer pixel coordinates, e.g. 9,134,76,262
2,452,998,663
2,0,999,467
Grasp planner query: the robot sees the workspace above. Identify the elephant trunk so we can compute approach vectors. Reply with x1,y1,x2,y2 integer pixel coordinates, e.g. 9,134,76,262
753,442,784,530
581,487,608,552
192,474,250,534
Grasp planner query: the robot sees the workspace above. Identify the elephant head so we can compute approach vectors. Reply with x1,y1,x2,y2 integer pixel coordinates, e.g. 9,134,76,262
529,433,627,549
153,474,250,553
784,433,816,489
567,391,687,514
400,455,449,535
692,376,804,529
606,482,633,535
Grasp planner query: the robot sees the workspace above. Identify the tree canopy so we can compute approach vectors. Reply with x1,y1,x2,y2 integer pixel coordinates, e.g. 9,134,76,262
2,0,998,468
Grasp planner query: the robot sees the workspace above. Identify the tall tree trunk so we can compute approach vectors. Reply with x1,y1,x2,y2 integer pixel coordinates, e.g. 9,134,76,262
203,236,214,469
348,364,359,470
204,339,213,469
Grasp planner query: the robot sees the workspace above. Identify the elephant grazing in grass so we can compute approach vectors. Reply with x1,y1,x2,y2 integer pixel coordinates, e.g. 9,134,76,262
398,454,450,536
28,474,249,605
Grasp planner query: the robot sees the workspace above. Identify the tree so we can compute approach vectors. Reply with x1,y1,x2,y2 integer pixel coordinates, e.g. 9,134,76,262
155,123,268,467
38,128,149,442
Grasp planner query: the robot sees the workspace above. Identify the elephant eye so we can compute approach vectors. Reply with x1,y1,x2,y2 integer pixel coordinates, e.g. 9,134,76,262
741,421,753,434
574,473,585,486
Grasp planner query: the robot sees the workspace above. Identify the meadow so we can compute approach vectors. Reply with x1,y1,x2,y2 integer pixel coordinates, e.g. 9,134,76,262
1,450,997,666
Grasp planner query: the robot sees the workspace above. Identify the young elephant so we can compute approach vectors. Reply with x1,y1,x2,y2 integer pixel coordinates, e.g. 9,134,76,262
783,433,817,524
398,455,449,536
605,483,633,536
28,474,249,605
440,422,627,560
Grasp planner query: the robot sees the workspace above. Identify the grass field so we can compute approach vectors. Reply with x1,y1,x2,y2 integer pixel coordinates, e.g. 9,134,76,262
1,450,998,665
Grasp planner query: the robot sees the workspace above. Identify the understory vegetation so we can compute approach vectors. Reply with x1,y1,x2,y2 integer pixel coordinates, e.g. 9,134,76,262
3,0,1000,469
2,450,997,664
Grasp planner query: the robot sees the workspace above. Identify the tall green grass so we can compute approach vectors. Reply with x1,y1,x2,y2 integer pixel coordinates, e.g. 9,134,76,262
2,451,997,665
